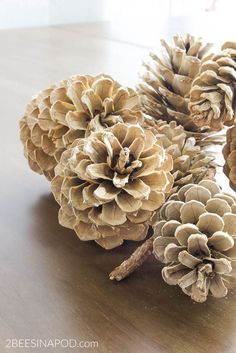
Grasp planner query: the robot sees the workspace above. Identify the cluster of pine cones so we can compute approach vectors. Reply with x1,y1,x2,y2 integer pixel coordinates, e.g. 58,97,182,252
19,34,236,302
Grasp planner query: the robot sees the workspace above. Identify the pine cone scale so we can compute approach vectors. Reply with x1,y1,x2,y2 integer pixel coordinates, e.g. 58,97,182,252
142,117,216,187
51,122,173,249
20,75,143,180
153,180,236,302
223,124,236,190
139,34,213,131
189,42,236,130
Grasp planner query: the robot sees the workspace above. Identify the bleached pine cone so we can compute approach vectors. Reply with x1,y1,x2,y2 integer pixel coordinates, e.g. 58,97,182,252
223,125,236,191
139,34,213,131
142,117,215,185
189,41,236,131
20,74,142,180
153,180,236,302
51,123,173,249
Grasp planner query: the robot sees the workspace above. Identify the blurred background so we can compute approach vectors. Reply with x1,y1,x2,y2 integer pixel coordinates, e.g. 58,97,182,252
0,0,235,98
0,0,235,46
0,0,235,87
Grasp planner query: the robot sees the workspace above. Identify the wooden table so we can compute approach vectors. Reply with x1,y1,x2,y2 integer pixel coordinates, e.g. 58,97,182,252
1,20,236,353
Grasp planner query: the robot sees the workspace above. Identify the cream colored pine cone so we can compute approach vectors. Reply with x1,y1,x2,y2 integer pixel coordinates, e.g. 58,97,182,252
139,34,213,131
153,180,236,302
51,123,173,249
189,41,236,131
20,74,143,180
142,117,215,186
223,125,236,190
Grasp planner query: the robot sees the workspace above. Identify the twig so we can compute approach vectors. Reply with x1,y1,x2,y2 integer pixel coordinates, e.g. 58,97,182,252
109,235,155,281
109,165,216,282
109,189,176,282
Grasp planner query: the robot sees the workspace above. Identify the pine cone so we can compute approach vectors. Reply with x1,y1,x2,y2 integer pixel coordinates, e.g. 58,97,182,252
20,74,142,180
189,42,236,131
51,123,173,249
153,180,236,302
142,117,215,185
139,34,213,131
223,125,236,190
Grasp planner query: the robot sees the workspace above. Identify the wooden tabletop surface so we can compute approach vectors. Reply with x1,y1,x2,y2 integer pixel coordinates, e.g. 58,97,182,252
1,20,236,353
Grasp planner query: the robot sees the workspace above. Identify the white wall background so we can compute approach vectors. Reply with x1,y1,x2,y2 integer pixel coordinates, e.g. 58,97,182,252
0,0,236,30
0,0,107,29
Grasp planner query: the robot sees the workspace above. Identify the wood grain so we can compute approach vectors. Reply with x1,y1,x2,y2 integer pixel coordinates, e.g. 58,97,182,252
0,22,236,353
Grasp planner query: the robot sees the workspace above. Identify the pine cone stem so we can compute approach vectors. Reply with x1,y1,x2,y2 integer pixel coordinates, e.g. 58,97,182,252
109,235,155,281
109,169,216,282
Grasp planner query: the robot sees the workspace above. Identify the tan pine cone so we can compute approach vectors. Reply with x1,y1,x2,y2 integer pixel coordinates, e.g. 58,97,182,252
139,34,213,131
142,117,215,186
223,125,236,190
153,180,236,302
51,123,173,249
20,74,142,180
189,42,236,131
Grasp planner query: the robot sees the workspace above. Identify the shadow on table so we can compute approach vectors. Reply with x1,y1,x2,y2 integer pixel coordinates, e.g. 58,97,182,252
30,193,236,353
